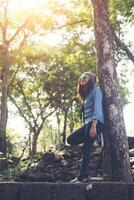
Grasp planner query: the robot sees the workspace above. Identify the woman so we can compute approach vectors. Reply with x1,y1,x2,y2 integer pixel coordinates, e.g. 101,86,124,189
67,71,104,182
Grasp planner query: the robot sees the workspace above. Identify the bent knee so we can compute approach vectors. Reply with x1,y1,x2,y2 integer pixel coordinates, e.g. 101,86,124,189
67,135,73,145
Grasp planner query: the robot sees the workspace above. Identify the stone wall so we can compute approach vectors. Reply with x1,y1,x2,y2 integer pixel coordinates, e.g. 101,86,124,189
0,182,133,200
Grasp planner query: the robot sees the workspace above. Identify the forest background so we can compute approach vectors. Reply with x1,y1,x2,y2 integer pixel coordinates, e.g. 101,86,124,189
0,0,134,164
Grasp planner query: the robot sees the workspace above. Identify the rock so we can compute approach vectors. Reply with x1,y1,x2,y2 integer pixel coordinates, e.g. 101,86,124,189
16,144,133,183
16,145,103,182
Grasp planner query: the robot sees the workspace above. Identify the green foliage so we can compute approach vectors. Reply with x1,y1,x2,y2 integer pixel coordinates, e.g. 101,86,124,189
0,156,32,181
110,0,134,23
118,67,132,106
6,129,22,157
38,123,57,152
0,166,20,182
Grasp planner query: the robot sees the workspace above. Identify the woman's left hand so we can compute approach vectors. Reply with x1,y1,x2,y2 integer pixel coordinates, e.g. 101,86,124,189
90,126,97,138
90,120,97,138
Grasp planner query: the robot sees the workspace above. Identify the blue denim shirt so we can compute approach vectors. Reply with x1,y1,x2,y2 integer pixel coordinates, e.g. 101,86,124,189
84,85,104,124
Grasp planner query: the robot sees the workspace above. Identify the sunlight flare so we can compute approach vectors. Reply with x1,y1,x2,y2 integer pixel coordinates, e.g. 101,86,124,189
9,0,48,11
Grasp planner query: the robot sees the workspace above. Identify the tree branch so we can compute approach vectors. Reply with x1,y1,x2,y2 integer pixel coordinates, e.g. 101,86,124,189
47,19,88,32
113,31,134,63
18,31,29,51
8,18,30,44
8,95,33,131
35,91,55,127
16,81,36,122
8,65,20,90
37,109,56,134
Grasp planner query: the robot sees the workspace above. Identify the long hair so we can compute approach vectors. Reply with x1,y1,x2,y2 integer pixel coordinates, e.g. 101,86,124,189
77,72,96,100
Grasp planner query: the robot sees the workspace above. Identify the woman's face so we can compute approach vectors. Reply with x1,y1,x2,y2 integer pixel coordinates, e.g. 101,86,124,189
79,73,90,86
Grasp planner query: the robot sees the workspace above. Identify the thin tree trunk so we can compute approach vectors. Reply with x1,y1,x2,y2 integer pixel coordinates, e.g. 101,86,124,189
56,111,61,145
68,105,75,133
62,110,68,145
31,133,39,157
91,0,132,181
29,133,32,157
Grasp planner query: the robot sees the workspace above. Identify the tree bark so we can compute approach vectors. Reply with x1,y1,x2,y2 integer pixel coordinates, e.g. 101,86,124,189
91,0,132,181
0,2,29,157
62,110,68,145
31,133,39,157
0,42,10,156
56,110,61,145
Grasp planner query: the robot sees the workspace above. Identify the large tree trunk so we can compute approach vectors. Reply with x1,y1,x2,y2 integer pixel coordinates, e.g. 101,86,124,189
0,1,29,158
0,42,10,156
91,0,132,181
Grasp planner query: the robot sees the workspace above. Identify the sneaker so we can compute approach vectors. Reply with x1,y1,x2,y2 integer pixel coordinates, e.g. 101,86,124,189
70,177,81,183
70,177,87,183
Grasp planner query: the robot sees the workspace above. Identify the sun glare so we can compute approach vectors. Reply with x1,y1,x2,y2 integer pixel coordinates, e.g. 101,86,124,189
9,0,48,11
8,0,68,47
